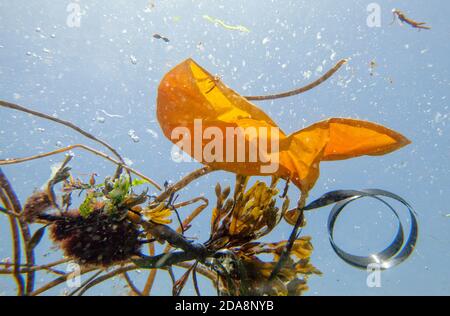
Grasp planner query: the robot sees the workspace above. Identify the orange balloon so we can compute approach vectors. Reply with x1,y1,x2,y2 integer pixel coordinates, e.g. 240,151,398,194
157,59,410,222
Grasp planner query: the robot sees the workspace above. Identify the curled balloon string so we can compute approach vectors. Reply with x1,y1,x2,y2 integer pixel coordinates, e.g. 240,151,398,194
304,189,418,269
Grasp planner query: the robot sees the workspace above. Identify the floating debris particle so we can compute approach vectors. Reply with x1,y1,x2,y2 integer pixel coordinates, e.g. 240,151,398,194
153,34,170,42
96,116,105,123
369,59,377,76
391,9,431,30
330,51,337,61
128,129,140,143
146,128,158,139
196,42,205,51
100,109,124,118
130,55,138,65
144,1,155,12
203,15,250,33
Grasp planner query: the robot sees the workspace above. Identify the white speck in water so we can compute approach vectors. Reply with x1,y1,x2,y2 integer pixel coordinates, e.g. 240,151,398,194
123,157,134,166
146,128,159,139
96,116,106,123
330,51,337,61
303,70,312,79
171,151,183,162
130,55,137,65
128,129,140,143
262,37,270,45
100,109,123,118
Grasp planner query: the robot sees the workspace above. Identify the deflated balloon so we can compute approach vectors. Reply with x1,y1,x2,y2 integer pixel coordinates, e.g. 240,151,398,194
156,59,410,224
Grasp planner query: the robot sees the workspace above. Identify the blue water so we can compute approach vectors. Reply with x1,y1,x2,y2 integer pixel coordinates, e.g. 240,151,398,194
0,0,449,295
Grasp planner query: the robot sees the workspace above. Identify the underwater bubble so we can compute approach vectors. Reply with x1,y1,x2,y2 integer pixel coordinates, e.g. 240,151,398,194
196,42,205,51
128,129,140,143
123,157,134,166
303,70,312,79
146,128,158,139
96,116,106,123
171,150,183,163
330,51,337,60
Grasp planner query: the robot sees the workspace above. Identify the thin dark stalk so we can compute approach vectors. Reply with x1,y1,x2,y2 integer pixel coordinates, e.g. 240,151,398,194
123,272,143,296
30,266,98,296
155,166,214,202
4,204,25,295
269,198,305,280
0,205,20,218
77,265,136,296
192,262,202,296
68,269,104,296
0,172,25,295
0,144,161,190
244,59,348,101
168,266,176,286
0,168,35,294
0,100,125,165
